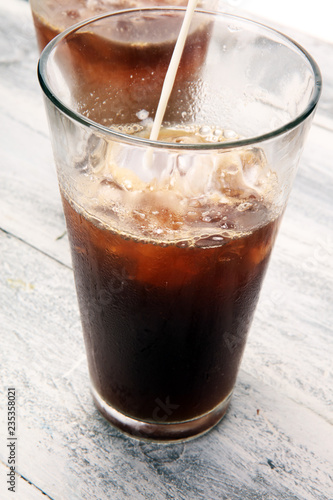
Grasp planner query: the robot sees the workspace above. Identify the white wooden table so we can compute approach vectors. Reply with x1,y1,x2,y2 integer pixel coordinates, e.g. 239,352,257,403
0,1,332,499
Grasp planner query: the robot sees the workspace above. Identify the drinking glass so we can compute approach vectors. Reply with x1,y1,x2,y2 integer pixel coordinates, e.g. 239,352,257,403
38,8,321,441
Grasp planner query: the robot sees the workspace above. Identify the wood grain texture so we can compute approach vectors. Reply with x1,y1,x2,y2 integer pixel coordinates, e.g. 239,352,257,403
1,230,332,499
0,0,71,268
0,1,332,499
0,233,333,499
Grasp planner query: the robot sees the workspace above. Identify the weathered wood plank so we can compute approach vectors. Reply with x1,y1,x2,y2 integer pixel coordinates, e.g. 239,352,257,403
0,0,72,267
0,112,71,267
244,124,333,423
0,227,332,499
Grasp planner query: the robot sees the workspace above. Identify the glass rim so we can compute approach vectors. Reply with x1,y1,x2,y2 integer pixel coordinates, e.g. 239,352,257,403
38,7,322,151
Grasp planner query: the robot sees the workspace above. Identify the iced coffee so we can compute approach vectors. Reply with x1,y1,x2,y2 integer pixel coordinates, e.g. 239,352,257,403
38,9,321,440
62,125,281,428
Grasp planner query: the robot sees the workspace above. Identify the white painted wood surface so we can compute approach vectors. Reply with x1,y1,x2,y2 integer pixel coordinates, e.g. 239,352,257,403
0,1,332,499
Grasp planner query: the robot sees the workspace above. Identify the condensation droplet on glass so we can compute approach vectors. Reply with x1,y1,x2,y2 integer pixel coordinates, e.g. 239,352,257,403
186,210,198,220
228,24,241,33
199,125,211,136
205,134,218,143
237,202,253,212
188,199,201,208
224,129,238,139
136,109,149,120
211,235,224,242
135,211,146,219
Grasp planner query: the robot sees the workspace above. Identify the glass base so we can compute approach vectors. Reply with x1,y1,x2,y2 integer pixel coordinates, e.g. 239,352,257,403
91,385,233,442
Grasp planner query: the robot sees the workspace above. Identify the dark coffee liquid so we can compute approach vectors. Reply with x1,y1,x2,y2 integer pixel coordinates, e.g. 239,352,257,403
62,194,279,423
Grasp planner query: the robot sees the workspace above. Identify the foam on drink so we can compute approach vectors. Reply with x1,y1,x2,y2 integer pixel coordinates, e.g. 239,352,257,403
67,124,279,245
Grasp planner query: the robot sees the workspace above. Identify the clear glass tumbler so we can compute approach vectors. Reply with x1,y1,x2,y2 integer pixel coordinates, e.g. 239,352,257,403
38,8,321,441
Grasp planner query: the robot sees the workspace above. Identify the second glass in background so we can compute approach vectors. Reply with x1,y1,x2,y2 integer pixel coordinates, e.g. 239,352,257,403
30,0,216,52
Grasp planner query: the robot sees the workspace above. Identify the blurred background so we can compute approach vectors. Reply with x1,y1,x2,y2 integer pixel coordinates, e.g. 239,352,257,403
219,0,333,43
